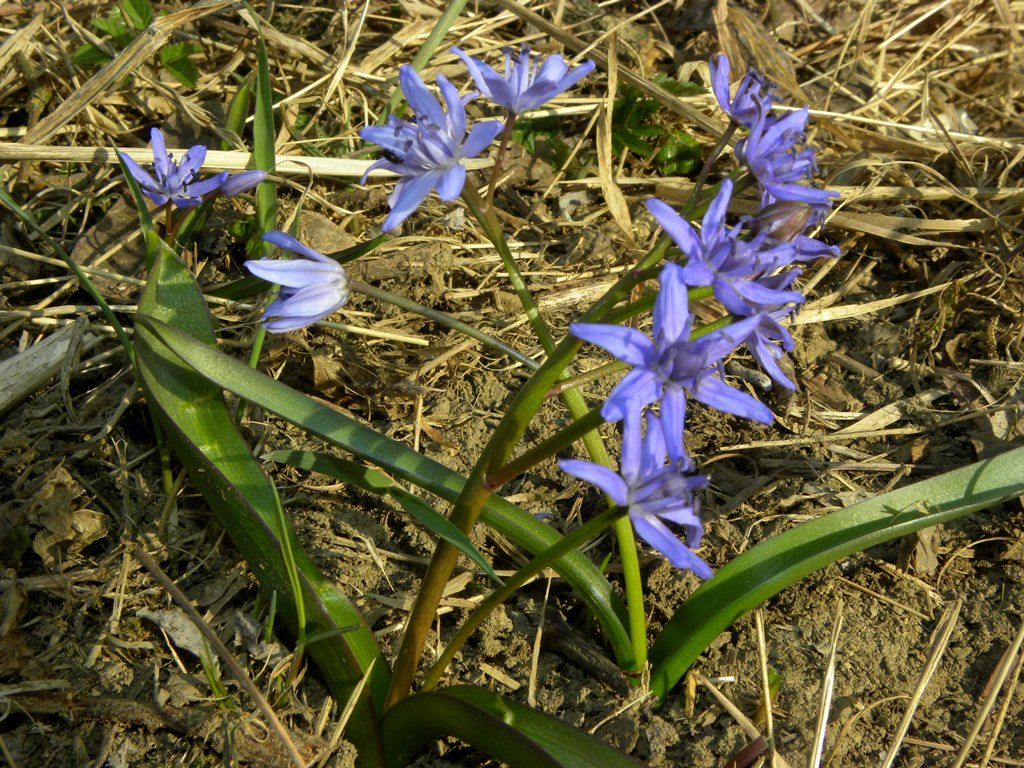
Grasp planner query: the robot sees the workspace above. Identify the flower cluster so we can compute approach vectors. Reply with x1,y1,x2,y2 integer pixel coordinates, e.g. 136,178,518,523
711,54,837,215
359,50,594,231
242,46,595,330
119,127,265,208
566,55,840,577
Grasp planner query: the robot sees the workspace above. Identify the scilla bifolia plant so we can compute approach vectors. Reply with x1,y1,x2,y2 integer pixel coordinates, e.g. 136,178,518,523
123,34,1024,768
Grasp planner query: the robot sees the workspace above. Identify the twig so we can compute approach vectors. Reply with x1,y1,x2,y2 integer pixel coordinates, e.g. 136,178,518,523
130,543,308,768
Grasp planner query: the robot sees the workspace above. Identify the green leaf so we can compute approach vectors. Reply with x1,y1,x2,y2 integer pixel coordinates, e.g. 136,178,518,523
266,450,396,495
649,445,1024,700
73,43,112,68
222,77,254,150
159,44,201,88
381,686,645,767
93,9,130,40
132,248,388,761
253,36,277,252
390,487,501,584
121,0,153,29
129,316,632,663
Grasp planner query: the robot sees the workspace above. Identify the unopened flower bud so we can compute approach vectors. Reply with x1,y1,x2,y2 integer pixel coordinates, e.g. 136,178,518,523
751,201,812,243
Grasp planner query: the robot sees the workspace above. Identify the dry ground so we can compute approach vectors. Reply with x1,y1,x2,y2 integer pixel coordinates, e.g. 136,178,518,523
2,1,1024,766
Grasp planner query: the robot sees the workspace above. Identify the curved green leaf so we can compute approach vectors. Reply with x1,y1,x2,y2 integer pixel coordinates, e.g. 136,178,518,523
131,315,632,663
133,246,387,762
381,686,644,768
265,449,501,583
649,445,1024,700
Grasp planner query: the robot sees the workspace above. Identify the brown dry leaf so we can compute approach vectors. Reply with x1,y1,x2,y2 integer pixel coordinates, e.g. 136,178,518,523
68,197,148,301
29,466,107,568
595,34,635,246
898,527,942,578
0,581,26,640
714,0,807,102
311,354,345,397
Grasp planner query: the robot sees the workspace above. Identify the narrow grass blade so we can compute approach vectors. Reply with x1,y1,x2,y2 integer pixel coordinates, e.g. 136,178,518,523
254,34,277,250
649,445,1024,700
265,449,501,583
129,315,633,663
380,685,645,768
132,243,388,760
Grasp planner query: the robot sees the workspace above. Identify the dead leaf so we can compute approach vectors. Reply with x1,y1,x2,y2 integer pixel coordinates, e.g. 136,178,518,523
138,608,218,670
898,527,941,578
595,34,635,245
715,0,808,102
29,466,107,568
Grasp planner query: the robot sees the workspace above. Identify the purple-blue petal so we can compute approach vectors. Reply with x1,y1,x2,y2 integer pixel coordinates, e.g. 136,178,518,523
558,459,629,507
435,163,466,201
262,231,334,263
570,323,655,368
399,65,445,129
382,171,441,232
691,375,774,423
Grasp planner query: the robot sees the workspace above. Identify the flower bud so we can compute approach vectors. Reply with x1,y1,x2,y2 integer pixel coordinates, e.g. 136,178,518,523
751,201,812,243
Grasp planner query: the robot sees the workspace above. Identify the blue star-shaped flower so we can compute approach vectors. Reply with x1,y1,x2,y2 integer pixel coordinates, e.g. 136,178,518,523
360,66,503,232
119,127,265,208
451,44,595,115
571,262,775,440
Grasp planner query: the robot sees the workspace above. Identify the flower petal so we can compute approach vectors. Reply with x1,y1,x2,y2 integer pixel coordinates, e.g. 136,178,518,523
435,163,466,201
558,459,629,507
262,231,334,263
382,170,441,232
570,323,655,368
399,65,445,129
462,120,503,158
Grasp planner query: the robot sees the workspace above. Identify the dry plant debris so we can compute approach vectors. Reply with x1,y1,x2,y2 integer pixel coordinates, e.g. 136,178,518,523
1,0,1023,766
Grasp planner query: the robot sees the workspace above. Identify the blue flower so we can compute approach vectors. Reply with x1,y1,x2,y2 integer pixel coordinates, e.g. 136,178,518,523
647,184,805,318
571,262,775,435
451,45,596,114
359,66,503,232
709,53,779,128
737,106,838,212
559,407,712,577
244,232,350,332
119,127,266,208
119,127,226,207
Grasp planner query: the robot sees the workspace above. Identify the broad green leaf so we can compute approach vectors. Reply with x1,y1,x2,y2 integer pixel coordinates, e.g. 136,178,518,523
649,445,1024,700
129,316,632,664
73,43,111,68
159,43,201,88
381,686,645,768
121,0,153,29
132,246,388,761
